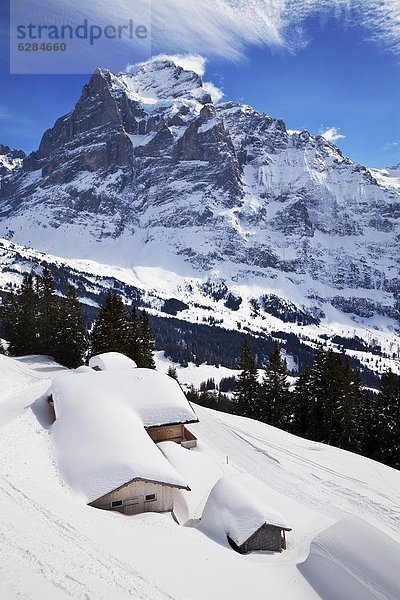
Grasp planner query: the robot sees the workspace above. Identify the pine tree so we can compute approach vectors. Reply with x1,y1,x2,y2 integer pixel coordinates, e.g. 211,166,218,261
137,310,155,369
36,267,60,357
2,274,38,355
259,342,291,427
167,365,178,381
321,350,343,446
126,305,141,364
90,290,129,356
307,348,330,442
234,340,259,418
355,389,376,457
371,370,400,468
292,366,311,437
56,286,87,368
336,358,364,452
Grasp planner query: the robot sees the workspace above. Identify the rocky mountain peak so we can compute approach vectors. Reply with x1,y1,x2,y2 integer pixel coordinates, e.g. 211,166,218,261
0,57,399,330
120,59,210,102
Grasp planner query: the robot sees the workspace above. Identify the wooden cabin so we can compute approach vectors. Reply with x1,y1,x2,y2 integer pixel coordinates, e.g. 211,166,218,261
228,523,291,554
200,475,291,554
51,362,198,517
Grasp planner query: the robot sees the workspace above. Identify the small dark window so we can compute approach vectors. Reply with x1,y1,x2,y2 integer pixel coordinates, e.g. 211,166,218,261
111,500,123,507
145,494,156,502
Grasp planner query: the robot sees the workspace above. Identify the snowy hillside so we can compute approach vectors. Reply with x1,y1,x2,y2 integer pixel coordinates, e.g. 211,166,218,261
1,237,399,379
1,355,400,599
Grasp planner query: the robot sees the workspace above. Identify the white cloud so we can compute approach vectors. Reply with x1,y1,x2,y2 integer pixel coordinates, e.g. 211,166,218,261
319,126,346,143
203,81,224,103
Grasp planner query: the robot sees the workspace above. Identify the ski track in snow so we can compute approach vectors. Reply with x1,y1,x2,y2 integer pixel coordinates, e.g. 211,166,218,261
193,406,400,536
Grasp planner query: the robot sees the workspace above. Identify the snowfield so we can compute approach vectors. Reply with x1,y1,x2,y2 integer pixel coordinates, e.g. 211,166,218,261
0,355,400,599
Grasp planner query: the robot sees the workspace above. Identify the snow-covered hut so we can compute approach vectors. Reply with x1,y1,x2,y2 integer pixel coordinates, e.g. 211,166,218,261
51,368,198,515
200,475,291,553
89,352,137,371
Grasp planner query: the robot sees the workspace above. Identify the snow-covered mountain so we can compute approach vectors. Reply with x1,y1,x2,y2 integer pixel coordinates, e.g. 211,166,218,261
0,57,399,368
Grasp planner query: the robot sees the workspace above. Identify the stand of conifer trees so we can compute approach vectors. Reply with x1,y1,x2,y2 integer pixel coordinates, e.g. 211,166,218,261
1,269,86,368
90,290,155,368
232,340,400,470
0,270,156,370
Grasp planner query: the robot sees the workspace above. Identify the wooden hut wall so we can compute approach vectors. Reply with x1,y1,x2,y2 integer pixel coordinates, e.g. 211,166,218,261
147,424,184,443
90,480,174,515
239,524,283,553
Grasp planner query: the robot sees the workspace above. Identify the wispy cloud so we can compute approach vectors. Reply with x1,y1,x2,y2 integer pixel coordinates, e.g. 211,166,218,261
319,126,346,143
382,140,400,151
148,0,400,57
19,1,400,60
0,106,13,120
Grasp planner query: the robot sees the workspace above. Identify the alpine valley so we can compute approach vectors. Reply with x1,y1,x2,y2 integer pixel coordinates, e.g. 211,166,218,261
1,58,399,378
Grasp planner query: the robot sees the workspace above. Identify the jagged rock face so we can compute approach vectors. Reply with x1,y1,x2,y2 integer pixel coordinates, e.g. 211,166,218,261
0,58,399,322
0,145,25,178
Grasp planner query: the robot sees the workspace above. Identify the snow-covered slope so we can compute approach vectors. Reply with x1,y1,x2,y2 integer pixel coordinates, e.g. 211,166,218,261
0,357,399,599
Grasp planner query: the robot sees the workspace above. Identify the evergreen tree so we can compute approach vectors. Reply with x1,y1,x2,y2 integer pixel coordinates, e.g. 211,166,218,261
371,370,400,468
307,348,345,444
336,358,364,452
292,366,311,437
126,305,141,364
2,274,38,355
259,342,291,427
167,365,179,381
90,290,129,356
355,389,376,458
56,286,87,368
36,267,60,357
320,350,344,446
234,340,259,418
137,310,155,369
185,384,199,404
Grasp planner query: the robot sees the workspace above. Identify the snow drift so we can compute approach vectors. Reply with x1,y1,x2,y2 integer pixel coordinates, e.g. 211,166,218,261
298,516,400,600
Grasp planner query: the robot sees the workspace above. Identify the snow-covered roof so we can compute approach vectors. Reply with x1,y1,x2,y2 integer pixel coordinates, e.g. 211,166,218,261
51,369,196,502
74,365,93,374
201,475,290,547
88,352,137,371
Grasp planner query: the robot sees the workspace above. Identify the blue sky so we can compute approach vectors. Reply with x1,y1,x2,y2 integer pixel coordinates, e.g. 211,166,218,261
0,1,399,168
